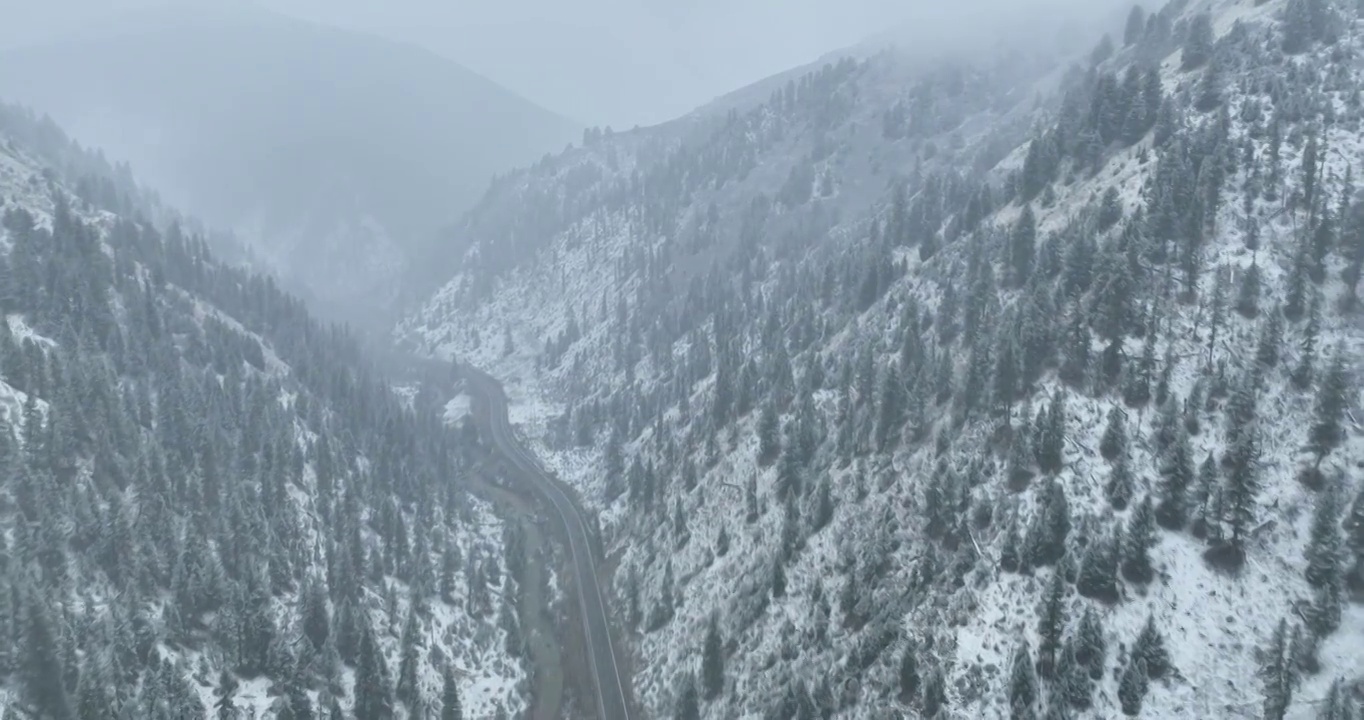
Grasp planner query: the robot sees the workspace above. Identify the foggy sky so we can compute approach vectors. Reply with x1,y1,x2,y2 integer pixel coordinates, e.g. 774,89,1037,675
1,0,1136,128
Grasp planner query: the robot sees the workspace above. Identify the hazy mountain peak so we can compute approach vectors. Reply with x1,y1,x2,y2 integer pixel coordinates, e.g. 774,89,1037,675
0,3,579,330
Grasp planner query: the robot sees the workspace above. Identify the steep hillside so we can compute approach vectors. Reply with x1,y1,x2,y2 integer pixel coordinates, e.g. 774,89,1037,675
402,0,1364,718
0,104,527,718
0,4,579,331
417,40,1061,302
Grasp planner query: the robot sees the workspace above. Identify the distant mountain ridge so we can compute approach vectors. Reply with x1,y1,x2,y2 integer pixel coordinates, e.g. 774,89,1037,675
0,4,579,330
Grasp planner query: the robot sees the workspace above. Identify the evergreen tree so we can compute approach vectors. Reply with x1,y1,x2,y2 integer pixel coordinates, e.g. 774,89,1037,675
1285,246,1311,321
1124,4,1146,45
1122,495,1158,584
1260,620,1294,720
335,598,362,666
745,474,760,524
993,337,1021,414
1256,310,1283,369
1236,262,1262,318
21,590,75,720
396,609,422,711
1100,406,1127,462
963,344,993,418
674,673,700,720
74,656,110,720
898,642,920,705
1319,678,1356,720
1036,571,1066,680
603,431,626,502
1344,199,1364,310
774,446,803,506
301,577,331,652
771,557,787,599
1011,206,1038,287
1221,423,1262,564
1306,483,1345,589
1009,639,1039,720
1156,427,1194,530
282,681,314,720
1309,350,1350,465
1308,568,1343,636
1132,615,1170,679
920,229,940,261
921,664,948,716
1118,656,1148,716
1035,390,1066,475
1348,484,1364,592
1029,480,1072,567
1292,295,1321,391
1156,348,1177,408
354,620,394,720
1098,187,1124,232
1077,529,1119,603
1191,452,1220,539
1195,54,1223,112
1106,450,1135,511
758,401,780,466
1225,366,1262,451
1057,639,1092,710
1185,383,1206,437
1001,515,1024,573
1290,623,1320,679
1124,338,1156,408
1182,13,1215,69
1074,607,1107,680
1008,429,1035,492
1303,135,1322,218
441,665,463,720
1283,0,1315,54
1091,33,1115,66
877,363,906,451
1153,396,1182,454
1058,306,1091,387
1205,269,1228,367
701,615,724,700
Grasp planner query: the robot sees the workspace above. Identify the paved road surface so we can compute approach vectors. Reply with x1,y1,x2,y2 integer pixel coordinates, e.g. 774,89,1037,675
460,364,634,720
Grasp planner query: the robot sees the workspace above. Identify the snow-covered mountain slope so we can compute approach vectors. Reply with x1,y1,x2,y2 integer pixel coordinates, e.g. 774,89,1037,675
0,105,524,719
402,0,1364,718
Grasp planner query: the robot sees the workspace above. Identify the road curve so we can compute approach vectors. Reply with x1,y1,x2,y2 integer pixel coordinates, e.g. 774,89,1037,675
460,363,633,720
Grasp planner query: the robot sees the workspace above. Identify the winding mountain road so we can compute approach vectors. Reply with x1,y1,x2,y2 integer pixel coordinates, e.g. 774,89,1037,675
460,363,634,720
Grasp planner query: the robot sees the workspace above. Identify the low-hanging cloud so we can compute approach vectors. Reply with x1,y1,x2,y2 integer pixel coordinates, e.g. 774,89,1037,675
3,0,1141,130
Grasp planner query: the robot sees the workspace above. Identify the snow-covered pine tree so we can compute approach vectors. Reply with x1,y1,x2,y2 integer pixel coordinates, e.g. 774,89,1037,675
1260,619,1294,720
1182,12,1214,69
1118,655,1148,716
441,665,463,720
1036,571,1066,680
1009,639,1040,720
1308,349,1350,467
701,614,724,701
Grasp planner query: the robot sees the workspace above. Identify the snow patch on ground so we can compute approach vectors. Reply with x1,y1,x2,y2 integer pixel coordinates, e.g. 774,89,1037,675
444,392,472,423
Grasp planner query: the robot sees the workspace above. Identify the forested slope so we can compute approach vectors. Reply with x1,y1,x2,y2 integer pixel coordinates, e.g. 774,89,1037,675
0,104,523,719
403,0,1364,717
